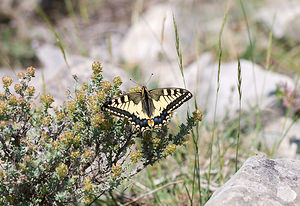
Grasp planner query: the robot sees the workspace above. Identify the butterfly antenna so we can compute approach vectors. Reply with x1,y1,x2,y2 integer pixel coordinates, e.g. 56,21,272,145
129,78,142,87
146,73,154,86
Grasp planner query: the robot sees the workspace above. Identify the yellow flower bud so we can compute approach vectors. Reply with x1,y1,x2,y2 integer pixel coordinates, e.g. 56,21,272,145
14,84,22,92
130,151,142,163
2,76,12,87
55,163,68,177
192,109,203,122
111,164,122,179
17,72,25,79
8,95,17,106
113,76,122,87
152,137,161,147
84,177,93,192
92,61,103,73
92,113,104,127
100,81,112,92
26,86,35,96
163,144,176,156
26,66,35,77
40,94,54,106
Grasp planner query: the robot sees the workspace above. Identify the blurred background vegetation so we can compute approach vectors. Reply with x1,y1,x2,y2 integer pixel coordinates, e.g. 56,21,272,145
1,0,299,75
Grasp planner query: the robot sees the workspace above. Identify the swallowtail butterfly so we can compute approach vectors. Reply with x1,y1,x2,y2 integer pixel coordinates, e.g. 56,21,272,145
102,86,192,132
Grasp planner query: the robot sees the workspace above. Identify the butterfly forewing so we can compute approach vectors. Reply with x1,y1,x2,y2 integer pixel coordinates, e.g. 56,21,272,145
150,88,192,118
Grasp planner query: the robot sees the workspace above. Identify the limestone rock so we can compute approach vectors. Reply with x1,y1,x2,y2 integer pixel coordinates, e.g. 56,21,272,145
34,44,130,105
258,117,300,159
185,59,294,121
257,0,300,42
120,4,176,66
120,1,226,69
205,154,300,206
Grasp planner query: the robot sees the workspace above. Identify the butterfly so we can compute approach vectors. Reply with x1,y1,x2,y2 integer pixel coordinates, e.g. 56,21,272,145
102,86,193,132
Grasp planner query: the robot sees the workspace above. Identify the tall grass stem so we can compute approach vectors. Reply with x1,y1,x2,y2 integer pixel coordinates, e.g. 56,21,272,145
35,5,69,68
239,0,262,136
207,6,228,186
235,59,242,172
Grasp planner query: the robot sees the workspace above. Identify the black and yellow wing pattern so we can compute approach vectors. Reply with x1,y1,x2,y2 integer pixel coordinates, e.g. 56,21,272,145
102,86,192,131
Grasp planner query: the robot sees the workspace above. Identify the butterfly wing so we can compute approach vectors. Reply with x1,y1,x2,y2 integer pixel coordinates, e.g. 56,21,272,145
149,88,193,121
101,92,144,119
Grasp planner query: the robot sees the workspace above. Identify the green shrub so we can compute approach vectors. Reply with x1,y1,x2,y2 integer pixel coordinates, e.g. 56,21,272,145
0,62,199,205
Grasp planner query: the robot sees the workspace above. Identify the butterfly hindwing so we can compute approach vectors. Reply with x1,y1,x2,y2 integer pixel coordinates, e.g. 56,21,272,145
102,87,192,132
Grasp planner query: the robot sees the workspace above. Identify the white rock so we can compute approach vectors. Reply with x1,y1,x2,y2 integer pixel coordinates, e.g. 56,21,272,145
205,154,300,206
185,59,294,121
34,44,130,105
258,117,299,158
35,44,69,73
120,1,232,69
256,0,300,41
30,25,56,45
120,4,177,66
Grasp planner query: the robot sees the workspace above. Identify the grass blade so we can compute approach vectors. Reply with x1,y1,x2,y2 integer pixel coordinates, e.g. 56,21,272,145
172,14,186,89
35,5,70,68
235,58,242,172
207,5,229,186
239,0,262,136
65,0,88,56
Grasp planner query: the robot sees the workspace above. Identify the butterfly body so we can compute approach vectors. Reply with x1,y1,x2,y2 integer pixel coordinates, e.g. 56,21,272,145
102,86,192,132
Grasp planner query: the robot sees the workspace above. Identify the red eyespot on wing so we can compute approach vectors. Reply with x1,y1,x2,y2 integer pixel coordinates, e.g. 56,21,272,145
148,119,154,127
